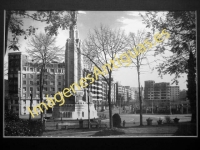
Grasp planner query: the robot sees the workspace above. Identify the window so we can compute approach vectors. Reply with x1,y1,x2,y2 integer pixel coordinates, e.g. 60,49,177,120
37,100,40,103
51,94,54,97
45,75,48,79
14,74,18,78
23,100,26,104
50,69,54,73
37,74,40,79
58,82,61,85
30,87,33,92
82,112,84,117
51,87,55,91
50,81,54,85
30,74,33,78
58,88,61,91
37,68,40,72
36,87,39,91
36,94,39,98
44,81,47,85
37,81,39,85
23,74,26,78
23,94,26,98
23,87,26,92
30,81,33,85
30,68,33,72
58,69,61,73
44,87,47,91
23,80,26,85
23,67,26,71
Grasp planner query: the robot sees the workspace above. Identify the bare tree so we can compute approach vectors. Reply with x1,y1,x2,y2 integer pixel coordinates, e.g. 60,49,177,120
26,33,64,122
126,30,161,126
82,25,128,128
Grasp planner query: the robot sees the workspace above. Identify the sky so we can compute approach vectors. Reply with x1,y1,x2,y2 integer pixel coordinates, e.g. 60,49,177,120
4,11,188,90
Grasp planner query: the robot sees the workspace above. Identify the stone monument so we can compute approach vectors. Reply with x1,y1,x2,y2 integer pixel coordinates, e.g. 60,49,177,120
52,11,98,120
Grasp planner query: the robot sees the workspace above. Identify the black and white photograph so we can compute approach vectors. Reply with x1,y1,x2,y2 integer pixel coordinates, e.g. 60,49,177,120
3,10,197,138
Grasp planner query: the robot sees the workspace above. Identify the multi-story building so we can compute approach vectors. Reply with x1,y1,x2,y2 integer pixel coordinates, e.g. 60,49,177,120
170,86,180,101
144,80,179,107
124,86,132,103
8,51,65,115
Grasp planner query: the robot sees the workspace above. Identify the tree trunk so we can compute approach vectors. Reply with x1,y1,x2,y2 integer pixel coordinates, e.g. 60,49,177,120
40,63,45,122
137,65,143,126
108,72,113,128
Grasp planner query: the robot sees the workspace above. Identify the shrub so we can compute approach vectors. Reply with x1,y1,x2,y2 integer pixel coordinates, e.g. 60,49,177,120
165,116,171,124
112,113,121,127
4,110,43,136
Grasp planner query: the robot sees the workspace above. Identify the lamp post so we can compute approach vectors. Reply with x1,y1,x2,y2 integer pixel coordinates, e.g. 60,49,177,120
29,90,33,120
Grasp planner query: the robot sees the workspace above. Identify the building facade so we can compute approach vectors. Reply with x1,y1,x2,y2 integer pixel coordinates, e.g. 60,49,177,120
7,51,66,115
144,80,179,107
170,86,180,101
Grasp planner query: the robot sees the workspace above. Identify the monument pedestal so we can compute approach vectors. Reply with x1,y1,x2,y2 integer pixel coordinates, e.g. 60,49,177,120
52,91,98,120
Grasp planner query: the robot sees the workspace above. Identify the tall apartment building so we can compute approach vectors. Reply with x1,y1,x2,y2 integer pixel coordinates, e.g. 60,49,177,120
8,51,65,115
144,80,179,107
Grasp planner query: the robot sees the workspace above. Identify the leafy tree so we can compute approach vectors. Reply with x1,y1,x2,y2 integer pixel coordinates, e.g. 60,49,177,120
26,33,63,122
140,11,196,122
140,11,196,84
5,11,72,53
82,25,128,128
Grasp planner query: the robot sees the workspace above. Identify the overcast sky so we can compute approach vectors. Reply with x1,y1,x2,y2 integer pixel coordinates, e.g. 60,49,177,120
4,11,188,90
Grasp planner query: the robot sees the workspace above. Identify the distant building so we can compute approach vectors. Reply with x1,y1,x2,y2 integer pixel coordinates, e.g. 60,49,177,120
124,86,131,103
170,86,180,101
144,80,180,107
